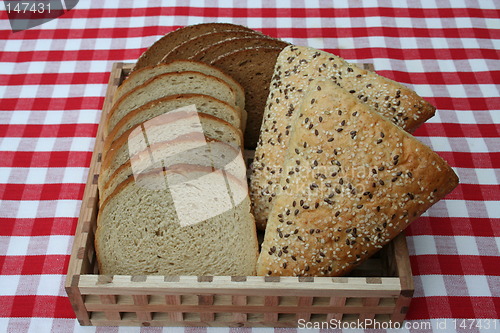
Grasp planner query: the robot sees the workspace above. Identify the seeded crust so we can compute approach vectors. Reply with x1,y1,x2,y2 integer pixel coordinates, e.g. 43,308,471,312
211,47,287,148
250,45,437,229
103,94,242,155
256,79,458,277
159,30,264,64
133,23,256,71
96,165,259,276
98,113,243,199
191,36,290,64
114,60,246,112
105,71,238,136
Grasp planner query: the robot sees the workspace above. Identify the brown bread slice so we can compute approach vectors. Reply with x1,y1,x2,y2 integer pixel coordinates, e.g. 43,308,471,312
103,94,241,155
133,22,256,71
191,36,290,64
159,30,264,63
257,79,458,277
250,45,437,229
106,71,237,136
113,60,246,112
96,165,258,276
210,46,287,148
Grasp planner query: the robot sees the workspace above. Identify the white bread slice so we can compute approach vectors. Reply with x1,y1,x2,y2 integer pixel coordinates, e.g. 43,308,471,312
114,60,246,112
106,71,238,135
95,165,259,276
103,94,241,155
250,45,437,229
99,112,243,198
133,23,256,71
100,138,246,206
257,79,458,277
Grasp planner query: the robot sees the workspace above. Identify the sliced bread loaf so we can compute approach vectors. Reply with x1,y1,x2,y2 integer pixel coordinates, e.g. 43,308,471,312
257,79,458,277
211,46,286,148
106,71,237,135
104,94,241,155
192,36,290,64
133,22,256,71
99,112,243,199
96,165,258,276
100,138,246,204
160,30,264,64
250,45,437,229
113,60,245,111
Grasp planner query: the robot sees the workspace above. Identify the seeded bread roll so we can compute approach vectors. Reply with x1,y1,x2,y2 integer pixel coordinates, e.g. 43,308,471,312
250,45,437,229
114,60,246,112
133,23,256,71
96,165,258,276
256,79,458,277
211,46,286,148
106,71,238,136
100,138,245,205
103,94,241,155
98,112,243,200
191,36,289,64
160,30,264,64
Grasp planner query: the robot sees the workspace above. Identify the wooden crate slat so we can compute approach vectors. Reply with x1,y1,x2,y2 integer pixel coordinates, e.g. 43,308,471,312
132,294,153,322
263,296,279,322
198,295,215,322
296,297,314,321
232,295,247,323
359,297,380,322
77,275,402,297
326,296,346,322
165,295,183,322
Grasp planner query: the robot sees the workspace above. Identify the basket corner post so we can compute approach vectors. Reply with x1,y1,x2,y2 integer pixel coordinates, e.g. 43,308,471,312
65,274,92,326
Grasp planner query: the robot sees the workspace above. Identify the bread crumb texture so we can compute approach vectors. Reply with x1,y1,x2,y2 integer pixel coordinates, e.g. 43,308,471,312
96,167,258,276
256,79,458,277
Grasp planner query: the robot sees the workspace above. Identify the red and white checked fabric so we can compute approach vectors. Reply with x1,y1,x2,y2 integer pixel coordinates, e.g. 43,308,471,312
0,0,499,332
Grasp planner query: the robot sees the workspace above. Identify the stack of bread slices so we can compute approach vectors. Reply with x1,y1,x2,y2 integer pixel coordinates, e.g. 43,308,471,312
95,23,459,278
95,57,259,276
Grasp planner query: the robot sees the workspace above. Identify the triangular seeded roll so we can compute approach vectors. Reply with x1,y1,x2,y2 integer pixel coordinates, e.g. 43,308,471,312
256,79,458,277
250,45,437,229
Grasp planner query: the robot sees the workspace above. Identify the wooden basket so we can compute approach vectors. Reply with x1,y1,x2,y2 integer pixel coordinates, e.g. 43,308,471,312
65,62,414,328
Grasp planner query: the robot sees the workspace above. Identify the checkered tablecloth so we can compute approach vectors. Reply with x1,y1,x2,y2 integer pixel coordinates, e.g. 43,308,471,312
0,0,499,332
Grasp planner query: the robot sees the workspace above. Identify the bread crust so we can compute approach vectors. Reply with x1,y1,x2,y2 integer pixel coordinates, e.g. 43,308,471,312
256,79,458,277
160,30,264,64
99,112,243,197
191,36,289,64
133,23,256,71
103,93,241,154
106,71,238,135
100,137,244,205
115,60,246,110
